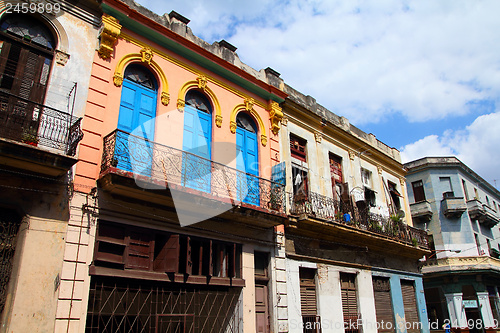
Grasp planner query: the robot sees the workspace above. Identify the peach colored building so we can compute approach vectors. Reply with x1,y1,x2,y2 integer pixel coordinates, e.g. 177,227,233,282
57,0,288,331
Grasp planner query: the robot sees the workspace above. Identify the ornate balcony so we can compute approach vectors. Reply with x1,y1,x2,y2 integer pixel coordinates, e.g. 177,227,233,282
410,200,433,223
441,196,467,219
466,199,499,227
287,191,431,251
99,130,286,225
0,90,83,177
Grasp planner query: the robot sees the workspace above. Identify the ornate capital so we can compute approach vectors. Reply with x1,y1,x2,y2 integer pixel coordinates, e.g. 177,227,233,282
349,150,356,161
281,116,288,127
261,134,268,147
55,50,69,66
177,98,185,111
314,132,322,143
113,73,123,87
230,120,237,134
161,92,170,106
215,114,223,128
245,98,254,111
399,177,406,187
140,47,154,64
377,165,383,175
98,15,121,60
269,101,283,135
197,75,208,90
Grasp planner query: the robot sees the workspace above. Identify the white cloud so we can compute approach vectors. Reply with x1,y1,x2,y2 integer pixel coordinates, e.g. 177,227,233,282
137,0,500,125
401,112,500,185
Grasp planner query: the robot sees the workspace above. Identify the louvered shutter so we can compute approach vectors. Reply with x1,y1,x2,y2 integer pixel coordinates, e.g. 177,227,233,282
373,277,395,332
300,269,317,316
341,273,359,333
401,281,420,333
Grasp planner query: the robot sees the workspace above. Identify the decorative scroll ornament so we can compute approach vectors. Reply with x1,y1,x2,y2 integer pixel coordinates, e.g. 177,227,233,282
230,120,237,134
245,98,254,111
261,134,268,147
377,165,383,175
281,116,288,127
177,98,185,111
55,50,69,66
215,114,223,128
98,15,122,60
113,73,123,87
197,75,208,90
140,47,154,64
399,177,406,187
315,132,322,143
269,101,283,135
349,150,356,161
161,92,170,106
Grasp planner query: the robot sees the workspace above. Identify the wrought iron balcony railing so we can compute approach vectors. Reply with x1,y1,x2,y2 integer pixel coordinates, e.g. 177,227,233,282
0,90,83,156
288,191,430,249
100,129,286,215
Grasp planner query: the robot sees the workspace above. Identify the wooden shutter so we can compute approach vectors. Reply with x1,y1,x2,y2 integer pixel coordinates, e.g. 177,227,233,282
401,280,420,333
373,277,395,332
154,234,180,273
341,273,359,332
300,268,317,316
125,228,153,270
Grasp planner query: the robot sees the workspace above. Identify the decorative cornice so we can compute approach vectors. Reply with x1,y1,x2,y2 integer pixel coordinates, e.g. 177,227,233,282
98,14,122,60
269,101,283,135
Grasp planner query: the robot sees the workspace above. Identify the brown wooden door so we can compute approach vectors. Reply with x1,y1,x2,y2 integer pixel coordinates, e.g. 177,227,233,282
255,282,270,333
401,280,420,333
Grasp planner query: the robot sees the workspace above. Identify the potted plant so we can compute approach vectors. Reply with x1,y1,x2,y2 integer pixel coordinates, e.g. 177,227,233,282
21,127,39,146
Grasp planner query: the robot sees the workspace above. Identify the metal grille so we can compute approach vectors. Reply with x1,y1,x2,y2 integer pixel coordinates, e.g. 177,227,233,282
86,277,242,333
288,191,430,249
100,129,286,214
0,209,22,315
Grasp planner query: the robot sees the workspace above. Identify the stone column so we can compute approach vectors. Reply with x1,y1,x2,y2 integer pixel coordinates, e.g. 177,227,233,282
476,291,495,331
445,293,467,329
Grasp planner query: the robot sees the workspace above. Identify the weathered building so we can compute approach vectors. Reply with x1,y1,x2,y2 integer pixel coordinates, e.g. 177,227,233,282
0,2,101,332
278,87,432,333
58,0,289,331
405,157,500,333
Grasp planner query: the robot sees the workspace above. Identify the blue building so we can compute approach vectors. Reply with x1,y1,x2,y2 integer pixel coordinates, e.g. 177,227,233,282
405,157,500,333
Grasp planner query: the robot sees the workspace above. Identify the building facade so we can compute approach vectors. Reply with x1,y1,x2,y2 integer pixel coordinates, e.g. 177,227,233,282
278,87,432,333
57,0,289,332
405,157,500,333
0,2,101,332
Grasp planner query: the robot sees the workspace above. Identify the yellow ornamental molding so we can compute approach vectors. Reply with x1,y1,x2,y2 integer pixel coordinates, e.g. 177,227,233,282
230,101,267,147
140,47,154,64
178,79,221,126
269,101,283,135
315,132,322,143
261,134,268,147
215,114,223,128
98,15,121,60
113,50,170,106
197,75,208,90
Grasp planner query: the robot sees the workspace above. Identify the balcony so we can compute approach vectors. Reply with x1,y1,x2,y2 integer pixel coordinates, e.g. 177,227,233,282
441,196,467,218
467,199,500,228
410,200,433,223
287,191,431,253
0,90,83,177
99,130,286,226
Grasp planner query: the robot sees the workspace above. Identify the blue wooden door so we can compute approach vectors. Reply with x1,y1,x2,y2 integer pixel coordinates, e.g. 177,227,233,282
116,79,156,175
236,125,259,205
182,105,212,192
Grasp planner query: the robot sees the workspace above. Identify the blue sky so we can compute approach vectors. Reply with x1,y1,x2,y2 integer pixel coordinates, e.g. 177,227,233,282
136,0,500,188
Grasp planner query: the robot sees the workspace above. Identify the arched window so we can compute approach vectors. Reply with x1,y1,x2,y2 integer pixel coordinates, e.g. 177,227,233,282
0,14,56,141
116,64,158,175
182,90,212,192
236,112,259,205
